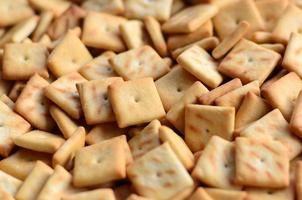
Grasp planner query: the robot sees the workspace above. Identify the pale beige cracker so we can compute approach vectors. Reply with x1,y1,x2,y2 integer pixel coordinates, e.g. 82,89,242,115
124,0,173,21
262,72,302,121
82,12,126,52
110,45,171,81
109,78,165,128
38,34,52,49
45,72,87,119
14,130,65,154
48,31,92,77
261,69,287,91
245,186,295,200
15,161,53,200
113,135,133,166
62,189,116,200
82,0,124,15
185,104,235,152
0,95,14,110
32,11,54,42
251,31,275,44
144,16,167,57
0,170,22,197
162,4,218,34
155,65,197,111
15,74,54,131
166,81,208,133
261,43,285,54
290,91,302,138
28,0,71,17
205,188,247,200
127,143,194,199
188,188,213,200
73,137,126,187
199,78,242,105
235,137,289,188
212,21,250,59
0,190,13,200
177,45,223,88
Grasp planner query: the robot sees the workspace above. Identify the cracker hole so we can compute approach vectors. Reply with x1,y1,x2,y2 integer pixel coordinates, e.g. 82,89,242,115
248,57,253,63
205,129,210,133
224,164,228,168
176,87,182,92
260,158,265,163
235,19,240,25
97,157,102,163
134,97,140,103
298,28,302,34
23,55,30,61
103,94,108,101
71,58,77,64
156,172,162,177
267,191,274,195
106,67,112,72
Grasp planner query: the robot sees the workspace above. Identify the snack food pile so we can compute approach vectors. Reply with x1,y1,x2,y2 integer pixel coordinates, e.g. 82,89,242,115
0,0,301,199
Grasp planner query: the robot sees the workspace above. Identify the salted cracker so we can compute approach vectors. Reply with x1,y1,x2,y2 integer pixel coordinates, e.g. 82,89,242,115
245,186,295,200
290,91,302,138
0,170,22,197
205,188,247,200
62,189,116,200
82,0,124,15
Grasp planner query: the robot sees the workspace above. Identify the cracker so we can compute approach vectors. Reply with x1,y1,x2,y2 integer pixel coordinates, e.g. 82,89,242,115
8,82,26,101
44,72,87,119
124,0,173,21
159,126,194,170
79,51,117,80
185,105,235,152
49,105,79,139
0,170,22,197
0,190,14,200
171,0,185,15
261,72,302,120
109,78,166,128
212,21,250,59
218,39,281,85
62,189,116,200
73,137,126,187
0,95,14,110
127,194,152,200
261,43,285,54
144,16,168,57
32,11,54,42
0,101,31,157
15,161,53,200
205,188,247,200
48,31,92,77
235,92,271,129
162,4,218,34
215,80,260,110
166,81,209,133
177,45,223,88
82,0,124,15
235,137,289,188
290,91,302,138
82,12,126,52
127,143,194,199
188,188,213,200
28,0,71,17
110,46,171,80
251,31,274,44
245,186,295,200
0,0,34,27
155,65,197,111
199,78,242,105
77,77,123,125
14,130,65,153
261,69,287,91
297,161,302,200
0,73,12,98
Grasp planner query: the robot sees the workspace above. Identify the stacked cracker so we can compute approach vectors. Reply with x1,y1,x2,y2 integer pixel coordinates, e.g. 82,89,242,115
0,0,302,199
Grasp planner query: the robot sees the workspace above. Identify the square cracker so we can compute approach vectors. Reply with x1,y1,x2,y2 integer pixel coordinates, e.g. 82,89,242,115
177,45,223,88
185,105,235,152
108,78,166,128
15,161,53,200
124,0,173,21
0,101,31,157
2,43,49,80
261,72,302,121
48,31,92,77
73,137,126,187
192,136,239,189
204,188,247,200
110,46,171,81
238,109,302,160
82,0,124,15
28,0,70,17
79,51,118,80
218,39,281,85
82,12,126,52
290,91,302,138
77,77,123,125
245,186,295,200
213,0,265,39
15,74,55,131
45,72,87,120
0,170,22,197
127,143,194,199
162,4,218,34
235,137,289,188
62,189,116,200
155,65,197,111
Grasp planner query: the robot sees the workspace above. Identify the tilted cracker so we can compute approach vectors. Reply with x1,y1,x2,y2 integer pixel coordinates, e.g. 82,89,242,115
159,126,194,170
262,72,302,120
218,39,281,85
204,188,247,200
245,186,295,200
110,46,171,80
0,170,22,197
82,0,124,15
215,80,260,110
82,12,126,52
199,78,242,105
14,130,65,153
155,65,197,111
185,105,235,152
170,186,196,200
32,11,54,42
213,0,265,39
124,0,173,21
261,43,285,54
261,69,287,91
77,77,123,125
188,188,213,200
15,161,53,200
45,72,87,119
235,137,289,188
0,95,14,110
251,31,274,44
73,137,126,187
177,45,223,88
28,0,70,17
8,81,26,101
166,81,209,133
108,78,166,128
127,143,194,199
162,4,218,34
48,31,92,77
62,189,116,200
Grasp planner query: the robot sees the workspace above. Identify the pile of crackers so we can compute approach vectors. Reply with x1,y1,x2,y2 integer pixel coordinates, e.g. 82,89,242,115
1,0,302,199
